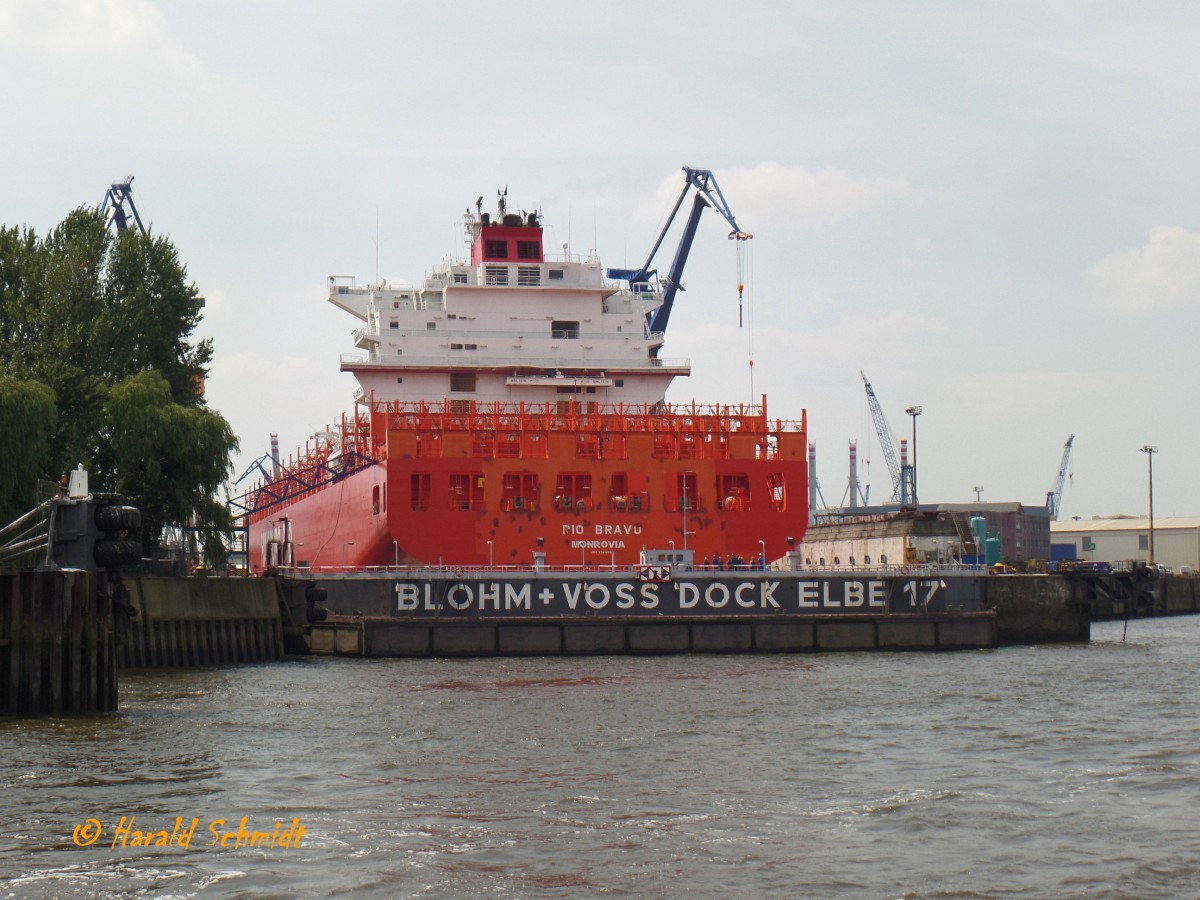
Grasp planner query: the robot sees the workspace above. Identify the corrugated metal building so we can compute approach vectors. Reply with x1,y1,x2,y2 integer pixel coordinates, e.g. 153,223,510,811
936,502,1051,565
1050,516,1200,572
803,502,1051,568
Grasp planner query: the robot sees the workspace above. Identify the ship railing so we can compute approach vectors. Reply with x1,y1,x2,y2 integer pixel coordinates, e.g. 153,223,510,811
364,398,807,435
368,398,772,418
281,563,643,578
778,562,988,576
278,562,988,579
346,327,677,345
339,352,691,370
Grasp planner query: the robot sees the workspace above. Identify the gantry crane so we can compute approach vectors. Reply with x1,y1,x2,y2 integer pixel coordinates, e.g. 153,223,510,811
100,175,146,234
606,166,752,336
860,371,908,504
1046,435,1074,520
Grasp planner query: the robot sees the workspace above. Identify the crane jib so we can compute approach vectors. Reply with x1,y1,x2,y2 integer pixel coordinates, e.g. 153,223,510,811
616,166,751,337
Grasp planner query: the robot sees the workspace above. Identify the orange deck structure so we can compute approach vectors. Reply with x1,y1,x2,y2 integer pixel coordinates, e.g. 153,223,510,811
246,397,807,572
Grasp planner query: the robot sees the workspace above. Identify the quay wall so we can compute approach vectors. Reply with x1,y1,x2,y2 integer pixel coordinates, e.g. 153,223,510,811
986,575,1088,645
1162,577,1200,615
308,613,999,658
0,569,118,715
120,575,284,668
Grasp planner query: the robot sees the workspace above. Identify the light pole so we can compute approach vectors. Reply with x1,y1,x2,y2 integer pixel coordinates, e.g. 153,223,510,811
1142,445,1157,565
973,485,983,502
342,540,356,569
681,471,691,550
487,539,493,568
758,539,766,569
905,406,923,506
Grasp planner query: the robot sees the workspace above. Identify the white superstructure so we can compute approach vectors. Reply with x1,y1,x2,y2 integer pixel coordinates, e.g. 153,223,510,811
331,199,690,410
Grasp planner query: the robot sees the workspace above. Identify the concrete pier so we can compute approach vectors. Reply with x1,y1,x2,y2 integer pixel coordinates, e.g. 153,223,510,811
1061,571,1200,620
988,575,1089,644
119,575,284,667
0,569,119,715
307,612,999,658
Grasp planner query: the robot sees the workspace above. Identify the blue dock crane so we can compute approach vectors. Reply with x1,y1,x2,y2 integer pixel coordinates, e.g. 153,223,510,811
99,175,146,234
606,166,752,337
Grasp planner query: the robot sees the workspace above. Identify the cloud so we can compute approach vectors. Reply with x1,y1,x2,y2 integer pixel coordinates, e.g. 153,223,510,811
727,161,911,226
1089,226,1200,312
0,0,192,63
638,161,911,230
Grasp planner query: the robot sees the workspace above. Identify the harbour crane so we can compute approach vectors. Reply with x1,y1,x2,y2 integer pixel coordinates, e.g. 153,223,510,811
1046,435,1074,521
860,370,907,504
99,175,146,234
606,166,752,337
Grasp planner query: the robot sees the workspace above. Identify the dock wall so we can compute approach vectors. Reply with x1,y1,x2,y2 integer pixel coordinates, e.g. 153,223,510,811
308,613,998,657
986,575,1088,644
120,575,284,667
1066,572,1200,619
0,569,118,715
1162,577,1200,614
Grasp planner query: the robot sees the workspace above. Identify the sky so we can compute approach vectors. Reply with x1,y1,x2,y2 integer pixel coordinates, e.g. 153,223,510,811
3,0,1200,520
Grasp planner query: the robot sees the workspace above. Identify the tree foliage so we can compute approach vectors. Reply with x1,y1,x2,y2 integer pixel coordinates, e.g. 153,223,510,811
0,376,57,524
0,207,238,555
105,371,237,558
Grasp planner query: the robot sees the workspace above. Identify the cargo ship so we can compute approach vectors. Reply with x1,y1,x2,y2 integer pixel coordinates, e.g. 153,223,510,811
240,168,809,572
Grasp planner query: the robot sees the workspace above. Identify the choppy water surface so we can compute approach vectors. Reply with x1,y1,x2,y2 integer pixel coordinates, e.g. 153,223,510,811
2,616,1199,899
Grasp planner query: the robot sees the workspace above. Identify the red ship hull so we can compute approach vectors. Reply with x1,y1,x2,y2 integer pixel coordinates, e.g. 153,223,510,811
247,399,808,572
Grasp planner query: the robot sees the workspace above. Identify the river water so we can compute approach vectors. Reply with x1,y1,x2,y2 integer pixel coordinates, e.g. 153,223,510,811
2,616,1198,899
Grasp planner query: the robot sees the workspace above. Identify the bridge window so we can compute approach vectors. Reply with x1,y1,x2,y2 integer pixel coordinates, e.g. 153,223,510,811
484,239,508,259
485,265,508,285
450,373,476,393
551,320,579,339
517,266,540,286
517,241,540,260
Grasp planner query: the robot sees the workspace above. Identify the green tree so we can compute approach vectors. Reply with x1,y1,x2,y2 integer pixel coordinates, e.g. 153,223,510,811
0,224,42,367
0,376,57,525
104,371,238,560
0,206,238,559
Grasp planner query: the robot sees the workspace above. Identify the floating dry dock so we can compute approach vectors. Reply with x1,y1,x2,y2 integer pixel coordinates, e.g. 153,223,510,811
290,569,1000,657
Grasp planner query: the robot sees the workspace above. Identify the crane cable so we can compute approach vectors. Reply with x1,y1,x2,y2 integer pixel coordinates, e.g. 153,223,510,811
737,238,755,399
